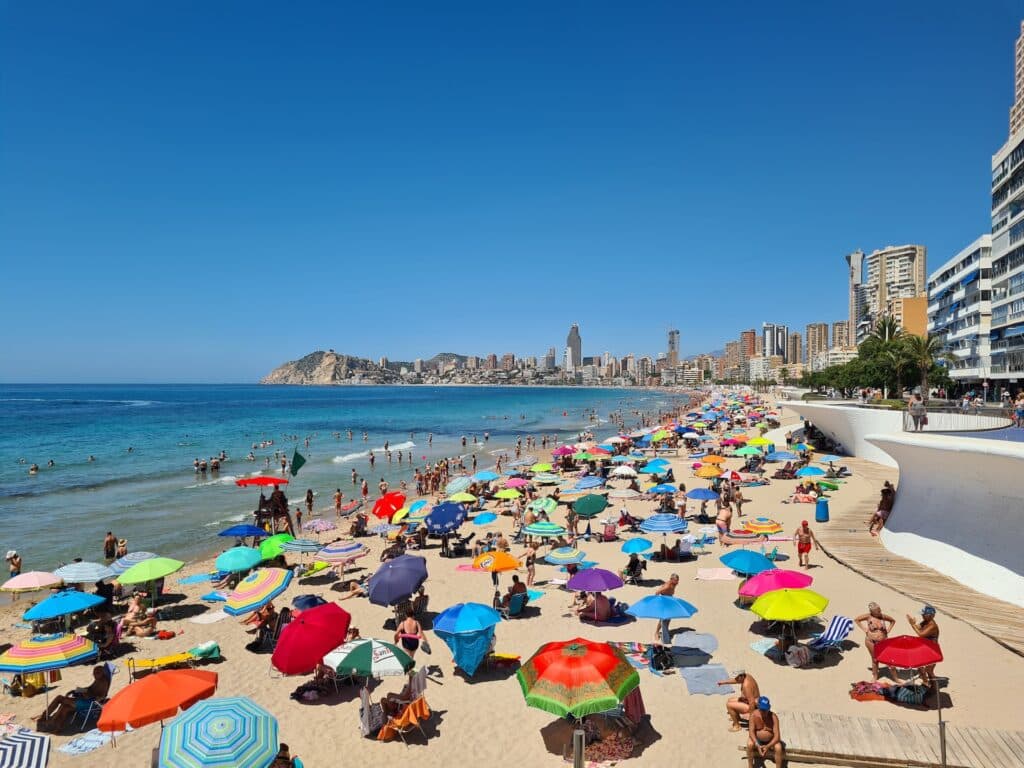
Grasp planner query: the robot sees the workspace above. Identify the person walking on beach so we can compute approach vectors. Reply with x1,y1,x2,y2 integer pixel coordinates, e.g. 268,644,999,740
719,669,760,732
361,479,369,501
868,481,896,536
305,489,314,515
856,602,895,680
792,520,819,568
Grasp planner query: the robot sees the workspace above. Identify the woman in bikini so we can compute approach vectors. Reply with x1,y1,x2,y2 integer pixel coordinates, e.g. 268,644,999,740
716,502,733,546
394,609,423,659
855,602,895,680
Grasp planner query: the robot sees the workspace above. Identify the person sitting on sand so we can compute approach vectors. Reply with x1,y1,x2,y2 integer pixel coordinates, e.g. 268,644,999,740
87,611,118,656
212,572,240,591
620,553,645,582
747,697,784,768
121,593,152,634
719,669,760,732
35,665,111,733
270,743,295,767
576,591,612,621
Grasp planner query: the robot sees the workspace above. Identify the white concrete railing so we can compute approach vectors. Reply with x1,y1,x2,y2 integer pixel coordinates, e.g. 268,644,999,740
783,401,902,467
867,432,1024,608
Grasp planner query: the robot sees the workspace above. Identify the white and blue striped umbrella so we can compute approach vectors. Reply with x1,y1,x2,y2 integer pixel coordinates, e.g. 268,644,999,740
53,562,114,584
315,542,369,563
159,696,277,768
280,538,321,553
638,513,688,534
0,729,50,768
108,551,159,576
445,477,472,495
371,523,399,536
574,476,604,490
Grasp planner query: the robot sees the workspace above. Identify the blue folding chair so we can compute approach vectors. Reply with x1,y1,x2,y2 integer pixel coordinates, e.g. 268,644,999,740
808,615,854,656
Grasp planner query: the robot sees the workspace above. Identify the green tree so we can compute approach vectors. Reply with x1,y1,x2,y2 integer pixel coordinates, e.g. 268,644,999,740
902,334,946,400
883,343,913,397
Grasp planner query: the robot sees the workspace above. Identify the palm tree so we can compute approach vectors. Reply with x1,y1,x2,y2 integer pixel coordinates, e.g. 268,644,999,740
883,344,912,398
869,315,903,345
903,334,946,401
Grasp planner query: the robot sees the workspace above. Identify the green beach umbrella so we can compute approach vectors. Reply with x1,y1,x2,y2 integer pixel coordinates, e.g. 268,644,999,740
495,489,522,500
734,446,761,456
324,638,414,678
448,492,477,503
522,521,567,538
118,557,184,585
650,430,670,442
573,494,608,519
528,497,558,514
259,534,295,561
530,463,553,473
571,452,595,461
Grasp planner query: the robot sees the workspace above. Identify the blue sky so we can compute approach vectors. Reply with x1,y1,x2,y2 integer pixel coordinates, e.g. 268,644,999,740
2,1,1023,382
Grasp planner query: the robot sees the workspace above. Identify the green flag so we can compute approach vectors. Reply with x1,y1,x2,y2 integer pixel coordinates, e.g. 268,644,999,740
290,448,306,476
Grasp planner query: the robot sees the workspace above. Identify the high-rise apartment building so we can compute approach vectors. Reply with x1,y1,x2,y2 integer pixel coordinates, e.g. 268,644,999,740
831,321,850,349
739,329,756,358
501,353,515,371
786,332,803,366
847,245,927,344
762,323,789,362
542,347,557,370
566,324,582,370
485,353,498,370
1011,21,1024,135
805,323,829,362
667,329,680,367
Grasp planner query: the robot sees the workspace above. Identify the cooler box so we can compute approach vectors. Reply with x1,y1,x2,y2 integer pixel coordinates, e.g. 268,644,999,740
815,497,829,523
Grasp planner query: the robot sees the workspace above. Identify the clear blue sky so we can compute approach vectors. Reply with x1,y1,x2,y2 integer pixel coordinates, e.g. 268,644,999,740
3,1,1023,382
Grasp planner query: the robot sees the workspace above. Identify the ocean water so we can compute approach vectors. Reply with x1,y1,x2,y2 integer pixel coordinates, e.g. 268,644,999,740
0,385,685,569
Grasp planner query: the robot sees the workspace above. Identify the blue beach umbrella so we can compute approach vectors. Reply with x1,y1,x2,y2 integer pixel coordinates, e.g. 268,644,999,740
424,502,469,534
435,626,495,677
158,696,277,768
215,547,262,574
765,451,797,462
719,549,774,576
648,483,677,494
108,551,159,576
433,602,502,634
367,555,428,607
218,525,269,539
637,465,668,475
816,455,842,464
544,547,587,565
625,594,698,620
473,512,498,526
23,590,105,621
472,471,500,482
408,499,428,513
795,466,825,477
686,488,719,501
620,538,653,554
639,514,687,534
611,455,633,464
574,476,604,490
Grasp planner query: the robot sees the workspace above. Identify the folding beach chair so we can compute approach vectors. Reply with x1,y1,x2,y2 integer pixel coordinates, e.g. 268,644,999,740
499,592,527,619
807,615,854,656
380,696,431,745
358,686,384,738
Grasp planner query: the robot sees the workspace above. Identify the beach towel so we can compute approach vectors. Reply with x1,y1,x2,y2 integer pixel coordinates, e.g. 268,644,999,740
696,568,737,581
672,631,719,655
188,609,228,625
178,573,215,585
750,638,781,660
680,664,732,695
57,725,132,756
526,589,544,602
200,591,227,602
546,578,568,587
608,642,666,677
455,564,483,572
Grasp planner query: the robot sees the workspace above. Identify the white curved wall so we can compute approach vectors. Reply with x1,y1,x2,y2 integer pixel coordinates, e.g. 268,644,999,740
867,433,1024,608
785,402,902,467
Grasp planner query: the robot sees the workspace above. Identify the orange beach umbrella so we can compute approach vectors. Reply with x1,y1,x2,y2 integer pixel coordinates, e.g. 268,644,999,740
98,669,218,732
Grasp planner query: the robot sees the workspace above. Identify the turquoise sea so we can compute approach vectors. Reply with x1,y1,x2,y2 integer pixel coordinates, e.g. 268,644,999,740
0,385,685,569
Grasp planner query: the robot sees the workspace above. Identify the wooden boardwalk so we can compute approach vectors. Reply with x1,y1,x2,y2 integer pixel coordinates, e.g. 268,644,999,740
813,456,1024,657
779,711,1024,767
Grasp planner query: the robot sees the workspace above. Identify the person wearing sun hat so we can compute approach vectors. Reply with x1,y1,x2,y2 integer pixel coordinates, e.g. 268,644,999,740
747,695,784,767
719,668,760,732
5,550,21,577
906,605,940,685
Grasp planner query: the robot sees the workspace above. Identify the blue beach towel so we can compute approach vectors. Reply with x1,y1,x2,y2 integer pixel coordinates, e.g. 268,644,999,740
681,664,732,695
179,573,216,585
527,589,544,602
200,591,227,602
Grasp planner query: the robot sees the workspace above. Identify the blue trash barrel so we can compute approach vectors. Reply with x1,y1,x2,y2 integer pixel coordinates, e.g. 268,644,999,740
815,497,830,523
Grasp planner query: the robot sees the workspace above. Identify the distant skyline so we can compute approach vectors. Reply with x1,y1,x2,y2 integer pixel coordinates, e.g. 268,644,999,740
3,2,1024,382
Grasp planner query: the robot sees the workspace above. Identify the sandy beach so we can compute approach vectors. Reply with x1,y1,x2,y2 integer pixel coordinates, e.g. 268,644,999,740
2,396,1022,768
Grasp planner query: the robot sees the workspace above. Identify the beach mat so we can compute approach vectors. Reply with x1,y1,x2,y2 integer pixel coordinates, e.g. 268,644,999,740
750,638,776,656
681,664,732,695
696,568,737,581
527,589,544,602
673,631,718,655
188,609,228,624
59,724,132,756
455,564,483,572
178,573,215,585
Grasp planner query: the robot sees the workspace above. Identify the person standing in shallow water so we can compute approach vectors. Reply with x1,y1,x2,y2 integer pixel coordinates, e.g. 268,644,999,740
103,532,117,561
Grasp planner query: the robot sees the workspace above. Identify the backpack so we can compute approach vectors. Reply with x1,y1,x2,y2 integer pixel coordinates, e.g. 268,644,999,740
650,646,674,671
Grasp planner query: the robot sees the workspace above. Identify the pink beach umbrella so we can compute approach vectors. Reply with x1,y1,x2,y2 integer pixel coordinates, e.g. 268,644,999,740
2,571,62,593
551,446,574,457
505,478,529,488
738,569,813,598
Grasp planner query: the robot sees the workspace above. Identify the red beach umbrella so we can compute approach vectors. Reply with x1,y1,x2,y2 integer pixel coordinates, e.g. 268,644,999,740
235,477,289,487
271,603,351,675
872,635,943,668
372,491,406,520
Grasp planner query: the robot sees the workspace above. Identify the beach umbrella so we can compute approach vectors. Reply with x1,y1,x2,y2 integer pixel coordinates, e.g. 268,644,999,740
473,512,498,526
528,497,558,514
610,455,633,464
435,626,495,677
566,568,623,592
98,669,218,732
743,518,783,535
610,466,637,478
371,523,399,536
409,500,428,514
118,557,185,602
271,603,351,676
531,462,554,472
816,455,842,464
372,491,406,520
0,633,97,674
258,534,294,561
324,638,414,678
793,443,809,451
23,590,105,622
223,568,293,616
702,455,726,464
509,458,534,467
734,446,761,457
573,452,597,461
158,696,277,768
472,551,520,573
533,473,561,485
280,538,322,554
522,521,567,538
750,588,828,622
608,489,640,500
573,494,608,519
719,549,774,576
367,554,428,606
544,548,587,565
551,446,575,457
747,437,771,447
795,466,825,478
445,477,472,495
765,451,797,462
517,638,639,718
218,524,268,539
648,483,677,494
738,569,813,599
424,501,469,534
639,513,687,534
574,476,604,490
0,729,49,767
695,466,721,479
620,538,652,554
448,492,477,503
1,571,61,593
504,477,529,488
53,562,114,584
433,602,502,634
719,470,743,482
495,489,522,500
686,488,719,501
473,471,500,482
625,595,698,620
302,519,336,534
235,477,288,487
215,547,262,574
872,635,943,668
108,551,159,576
315,541,369,563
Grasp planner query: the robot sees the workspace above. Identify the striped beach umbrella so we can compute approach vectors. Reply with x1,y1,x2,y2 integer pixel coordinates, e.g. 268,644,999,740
1,571,61,593
224,568,293,616
527,497,558,514
608,488,640,500
158,696,277,768
638,513,687,534
574,477,604,490
53,562,114,584
302,519,336,534
445,476,472,495
743,517,783,535
315,541,369,563
0,633,97,674
523,521,567,538
532,473,561,485
280,538,322,553
0,729,49,767
108,551,159,576
324,638,414,678
544,547,587,566
371,523,399,536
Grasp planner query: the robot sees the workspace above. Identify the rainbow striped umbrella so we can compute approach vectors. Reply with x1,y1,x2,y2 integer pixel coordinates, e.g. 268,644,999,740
0,633,97,674
223,568,293,616
159,696,277,768
743,517,783,535
315,542,369,563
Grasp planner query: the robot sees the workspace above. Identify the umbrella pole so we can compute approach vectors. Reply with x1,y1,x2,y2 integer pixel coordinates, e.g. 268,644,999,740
572,728,585,768
936,677,947,768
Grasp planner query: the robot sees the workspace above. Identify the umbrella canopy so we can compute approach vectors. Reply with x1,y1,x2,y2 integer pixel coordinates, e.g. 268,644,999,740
271,603,351,675
471,551,520,573
551,446,575,457
315,541,368,563
445,477,473,495
448,492,477,503
620,538,653,554
702,455,726,464
528,497,557,514
639,513,687,534
215,547,262,574
495,489,522,500
433,602,502,634
1,571,61,593
223,568,293,616
625,595,698,620
573,494,608,518
98,670,218,732
872,635,943,668
424,502,469,534
0,633,97,674
750,588,829,622
53,562,114,584
765,451,797,462
574,477,604,490
795,466,825,477
530,462,554,472
522,522,567,538
371,523,399,536
719,470,743,482
435,626,495,677
648,483,677,494
158,696,277,768
566,568,624,592
734,446,762,456
324,638,414,678
119,557,184,586
473,512,498,526
23,590,105,622
608,489,640,500
517,638,639,718
302,519,336,533
473,471,500,482
816,455,842,464
367,555,428,606
743,518,783,535
685,488,719,501
280,538,322,553
695,466,721,479
738,569,813,598
533,473,562,485
0,729,49,767
747,437,772,446
372,491,406,520
217,525,268,539
109,551,159,576
544,548,587,565
719,549,774,576
235,477,288,487
501,478,526,489
258,534,294,561
610,466,637,478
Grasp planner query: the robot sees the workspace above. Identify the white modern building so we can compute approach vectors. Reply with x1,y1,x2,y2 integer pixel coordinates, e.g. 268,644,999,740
926,235,993,384
809,347,858,372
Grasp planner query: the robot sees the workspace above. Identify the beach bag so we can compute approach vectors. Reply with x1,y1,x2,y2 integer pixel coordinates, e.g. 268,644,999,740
650,646,674,671
420,638,432,655
922,415,929,426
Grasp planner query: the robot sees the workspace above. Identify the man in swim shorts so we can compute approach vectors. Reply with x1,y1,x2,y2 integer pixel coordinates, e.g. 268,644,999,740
793,520,819,569
747,696,784,767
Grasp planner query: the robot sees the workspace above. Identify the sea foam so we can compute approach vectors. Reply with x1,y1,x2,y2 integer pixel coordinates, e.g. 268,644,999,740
332,440,415,463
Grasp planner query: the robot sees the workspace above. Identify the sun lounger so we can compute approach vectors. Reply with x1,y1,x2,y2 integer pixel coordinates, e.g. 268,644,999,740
807,616,854,655
127,652,198,681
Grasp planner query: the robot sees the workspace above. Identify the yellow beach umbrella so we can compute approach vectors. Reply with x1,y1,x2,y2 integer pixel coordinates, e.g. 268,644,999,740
702,455,726,464
695,466,721,478
750,588,828,622
747,437,772,447
495,489,522,500
448,492,477,503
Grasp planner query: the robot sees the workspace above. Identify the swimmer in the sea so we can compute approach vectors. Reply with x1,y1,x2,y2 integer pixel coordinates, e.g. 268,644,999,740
88,455,95,462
